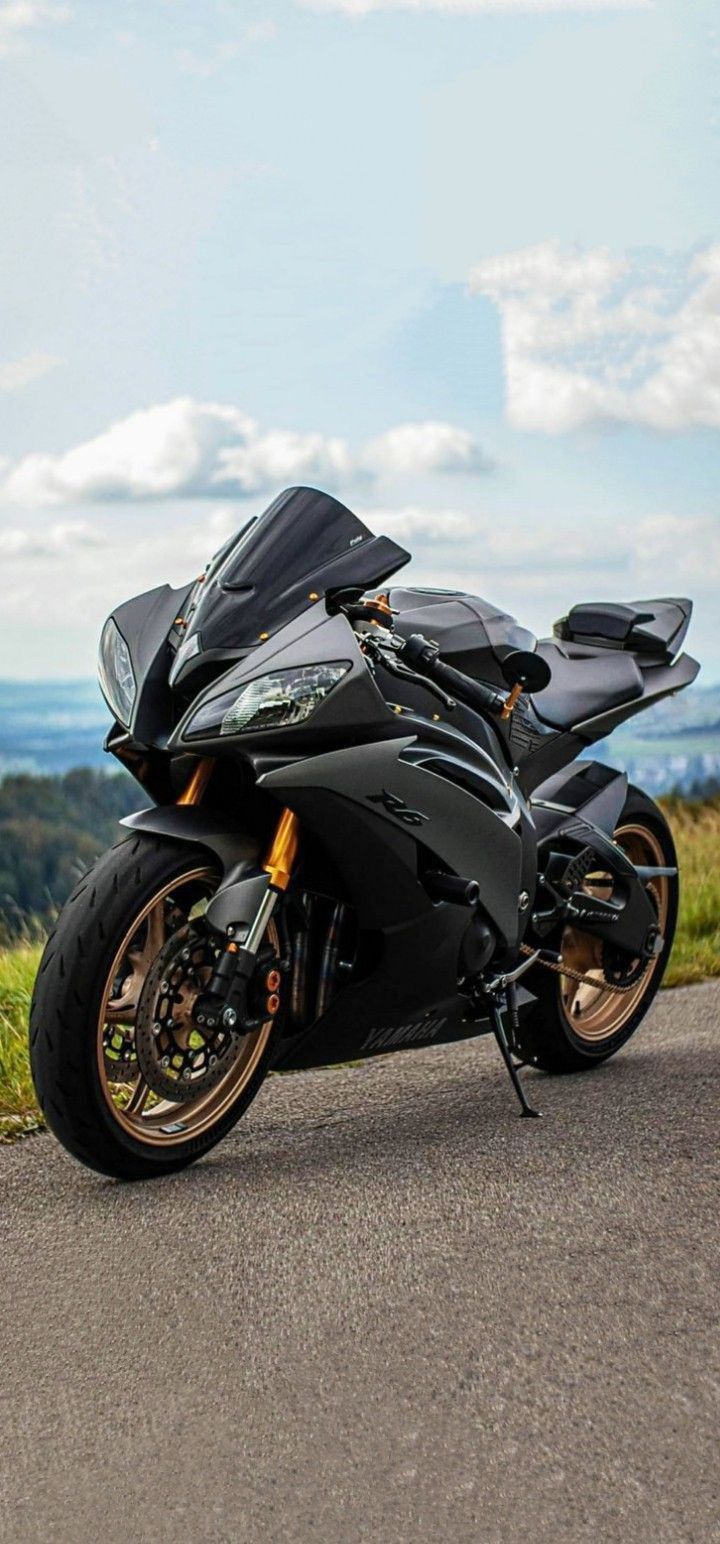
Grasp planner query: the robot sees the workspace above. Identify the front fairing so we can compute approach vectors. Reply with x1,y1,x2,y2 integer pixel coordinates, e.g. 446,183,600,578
169,603,402,756
107,580,192,746
103,486,409,752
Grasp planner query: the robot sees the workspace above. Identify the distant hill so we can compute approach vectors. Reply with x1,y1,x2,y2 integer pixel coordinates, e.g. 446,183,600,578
593,684,720,796
0,678,719,796
0,681,111,776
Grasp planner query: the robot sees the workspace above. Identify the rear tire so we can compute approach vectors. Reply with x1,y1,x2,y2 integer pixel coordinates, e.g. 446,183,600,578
516,787,678,1074
30,834,280,1180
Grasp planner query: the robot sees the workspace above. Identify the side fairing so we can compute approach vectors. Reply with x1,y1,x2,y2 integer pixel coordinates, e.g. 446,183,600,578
259,734,524,947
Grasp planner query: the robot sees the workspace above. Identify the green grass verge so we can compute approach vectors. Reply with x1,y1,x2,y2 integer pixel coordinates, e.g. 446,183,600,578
0,945,42,1141
662,797,720,986
1,799,718,1135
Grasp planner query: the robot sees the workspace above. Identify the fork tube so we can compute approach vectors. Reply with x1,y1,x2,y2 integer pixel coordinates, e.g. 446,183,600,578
177,758,215,806
263,808,300,891
243,889,281,954
224,811,300,982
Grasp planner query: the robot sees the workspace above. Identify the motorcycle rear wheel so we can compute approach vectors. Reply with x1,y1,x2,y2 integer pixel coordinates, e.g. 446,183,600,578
516,787,678,1074
30,834,280,1180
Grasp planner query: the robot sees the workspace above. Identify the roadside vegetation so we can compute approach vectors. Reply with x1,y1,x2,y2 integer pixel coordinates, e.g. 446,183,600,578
662,795,720,986
0,945,41,1140
1,797,718,1139
0,768,134,940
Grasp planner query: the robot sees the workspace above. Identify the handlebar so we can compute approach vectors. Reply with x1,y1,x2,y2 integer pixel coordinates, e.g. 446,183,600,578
399,633,507,717
345,597,544,723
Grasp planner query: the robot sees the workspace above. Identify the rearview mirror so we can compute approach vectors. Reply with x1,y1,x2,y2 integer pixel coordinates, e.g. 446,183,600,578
501,649,552,694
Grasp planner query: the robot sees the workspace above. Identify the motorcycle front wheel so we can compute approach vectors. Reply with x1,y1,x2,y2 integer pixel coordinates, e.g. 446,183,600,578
30,834,280,1180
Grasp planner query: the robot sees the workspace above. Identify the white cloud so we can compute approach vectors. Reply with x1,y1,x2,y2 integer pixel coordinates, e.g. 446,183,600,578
299,0,649,14
0,354,60,392
0,398,487,507
629,513,720,585
0,399,344,506
1,399,254,505
0,2,69,55
215,428,352,492
469,241,720,433
0,520,103,558
363,422,489,475
379,504,627,574
361,505,477,540
360,503,720,590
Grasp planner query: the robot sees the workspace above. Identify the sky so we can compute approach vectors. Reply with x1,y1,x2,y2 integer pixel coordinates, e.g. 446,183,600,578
0,0,717,679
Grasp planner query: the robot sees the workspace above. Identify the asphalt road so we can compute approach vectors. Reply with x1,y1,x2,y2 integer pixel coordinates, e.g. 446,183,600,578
1,982,718,1544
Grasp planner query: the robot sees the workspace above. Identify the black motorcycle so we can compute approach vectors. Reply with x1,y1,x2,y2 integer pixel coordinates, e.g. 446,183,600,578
30,487,698,1178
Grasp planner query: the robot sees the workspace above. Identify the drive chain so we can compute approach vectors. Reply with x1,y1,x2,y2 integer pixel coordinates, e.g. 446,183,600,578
519,944,642,995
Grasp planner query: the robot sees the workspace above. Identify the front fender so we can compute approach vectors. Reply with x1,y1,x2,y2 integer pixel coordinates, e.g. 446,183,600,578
120,807,277,937
120,806,261,875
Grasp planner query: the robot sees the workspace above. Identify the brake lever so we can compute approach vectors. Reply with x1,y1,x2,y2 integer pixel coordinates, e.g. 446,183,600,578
367,641,456,711
391,659,456,710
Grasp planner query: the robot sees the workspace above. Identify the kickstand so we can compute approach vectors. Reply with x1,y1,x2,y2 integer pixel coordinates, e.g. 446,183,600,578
485,981,541,1120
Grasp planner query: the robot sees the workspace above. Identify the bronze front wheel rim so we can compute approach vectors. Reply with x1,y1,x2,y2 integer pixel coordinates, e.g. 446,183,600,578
557,822,671,1046
96,867,276,1148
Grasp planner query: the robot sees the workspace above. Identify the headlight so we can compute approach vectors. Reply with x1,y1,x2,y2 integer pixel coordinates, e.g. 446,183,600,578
98,618,136,728
186,662,351,740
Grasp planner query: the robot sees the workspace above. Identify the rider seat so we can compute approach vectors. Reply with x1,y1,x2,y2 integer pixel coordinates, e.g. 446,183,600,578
533,639,644,730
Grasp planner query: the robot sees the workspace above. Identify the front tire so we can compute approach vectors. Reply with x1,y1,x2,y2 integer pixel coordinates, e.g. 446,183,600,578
516,787,678,1074
30,835,280,1180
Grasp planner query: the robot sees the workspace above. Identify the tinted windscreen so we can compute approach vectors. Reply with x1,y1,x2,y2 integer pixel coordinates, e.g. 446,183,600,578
180,486,410,655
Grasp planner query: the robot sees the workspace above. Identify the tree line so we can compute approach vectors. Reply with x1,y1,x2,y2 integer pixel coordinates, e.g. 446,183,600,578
0,769,137,940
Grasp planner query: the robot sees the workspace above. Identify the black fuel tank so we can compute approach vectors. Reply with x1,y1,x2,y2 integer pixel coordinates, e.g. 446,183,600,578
385,587,536,689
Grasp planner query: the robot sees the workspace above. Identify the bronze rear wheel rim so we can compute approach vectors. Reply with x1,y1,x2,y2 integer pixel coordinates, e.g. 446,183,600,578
96,867,276,1148
557,822,671,1045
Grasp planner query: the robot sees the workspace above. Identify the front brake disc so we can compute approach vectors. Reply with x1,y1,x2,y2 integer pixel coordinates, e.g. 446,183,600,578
134,924,239,1103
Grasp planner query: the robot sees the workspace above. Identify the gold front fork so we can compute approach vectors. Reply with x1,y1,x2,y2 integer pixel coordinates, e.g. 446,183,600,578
263,808,299,891
177,762,299,892
177,757,215,806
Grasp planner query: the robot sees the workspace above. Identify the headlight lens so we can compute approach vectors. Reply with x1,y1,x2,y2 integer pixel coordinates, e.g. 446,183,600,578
186,662,351,740
98,618,136,728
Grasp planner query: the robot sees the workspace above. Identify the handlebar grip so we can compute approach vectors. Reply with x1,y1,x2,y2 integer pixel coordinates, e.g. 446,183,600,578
431,656,506,717
401,634,506,717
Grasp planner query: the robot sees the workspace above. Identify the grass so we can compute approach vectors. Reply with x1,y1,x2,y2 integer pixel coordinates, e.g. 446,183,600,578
0,945,42,1141
0,799,718,1137
663,796,720,986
